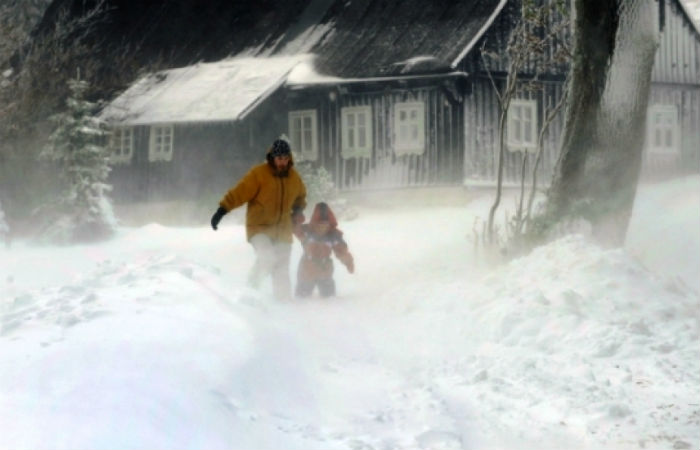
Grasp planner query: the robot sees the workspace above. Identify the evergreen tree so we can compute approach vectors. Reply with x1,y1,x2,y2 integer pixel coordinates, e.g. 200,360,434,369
295,161,336,207
40,75,116,243
295,160,357,221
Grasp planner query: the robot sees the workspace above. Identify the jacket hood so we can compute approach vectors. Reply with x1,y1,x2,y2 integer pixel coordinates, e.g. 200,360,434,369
265,149,294,175
310,202,338,228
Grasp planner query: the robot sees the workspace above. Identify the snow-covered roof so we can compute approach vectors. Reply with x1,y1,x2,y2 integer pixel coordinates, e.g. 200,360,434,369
679,0,700,34
306,0,506,78
100,55,312,126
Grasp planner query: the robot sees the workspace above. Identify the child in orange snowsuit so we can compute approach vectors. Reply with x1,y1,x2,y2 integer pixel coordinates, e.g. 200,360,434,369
293,202,354,298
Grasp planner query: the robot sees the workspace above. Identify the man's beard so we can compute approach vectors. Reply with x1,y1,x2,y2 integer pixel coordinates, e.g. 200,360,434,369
274,164,290,177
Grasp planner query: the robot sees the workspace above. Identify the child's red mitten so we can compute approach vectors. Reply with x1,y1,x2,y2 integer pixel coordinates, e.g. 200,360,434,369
345,255,354,274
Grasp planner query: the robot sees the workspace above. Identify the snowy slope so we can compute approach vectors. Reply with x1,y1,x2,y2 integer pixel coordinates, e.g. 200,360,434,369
1,177,699,450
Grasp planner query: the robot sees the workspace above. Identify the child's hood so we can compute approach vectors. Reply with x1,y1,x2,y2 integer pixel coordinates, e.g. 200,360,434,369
310,202,338,228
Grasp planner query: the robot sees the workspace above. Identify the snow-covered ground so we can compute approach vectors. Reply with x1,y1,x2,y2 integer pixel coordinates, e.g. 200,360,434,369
1,177,699,450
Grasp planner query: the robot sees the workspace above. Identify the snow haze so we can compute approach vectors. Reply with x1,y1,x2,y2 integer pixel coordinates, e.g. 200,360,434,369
1,176,698,450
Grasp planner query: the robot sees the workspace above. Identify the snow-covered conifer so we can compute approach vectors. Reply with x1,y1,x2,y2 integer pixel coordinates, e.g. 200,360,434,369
40,75,116,243
296,161,336,207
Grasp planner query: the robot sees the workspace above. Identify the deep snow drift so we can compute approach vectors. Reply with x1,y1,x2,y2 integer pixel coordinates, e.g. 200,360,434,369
1,176,699,450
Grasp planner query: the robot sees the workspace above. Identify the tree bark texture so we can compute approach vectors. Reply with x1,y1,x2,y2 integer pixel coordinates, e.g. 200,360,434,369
545,0,658,247
585,0,659,246
548,0,619,216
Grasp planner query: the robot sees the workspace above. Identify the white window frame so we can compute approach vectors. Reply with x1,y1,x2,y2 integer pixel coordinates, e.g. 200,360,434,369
646,104,679,155
393,101,426,156
109,126,134,164
507,99,538,152
148,124,174,162
341,105,373,159
288,110,318,161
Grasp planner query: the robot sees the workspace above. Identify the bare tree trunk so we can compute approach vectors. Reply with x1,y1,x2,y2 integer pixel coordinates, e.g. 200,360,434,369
584,0,659,246
488,102,509,244
542,0,658,247
547,0,619,218
526,88,568,227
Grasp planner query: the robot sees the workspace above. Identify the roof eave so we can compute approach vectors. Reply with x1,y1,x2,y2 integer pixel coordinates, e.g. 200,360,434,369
450,0,509,68
286,70,469,89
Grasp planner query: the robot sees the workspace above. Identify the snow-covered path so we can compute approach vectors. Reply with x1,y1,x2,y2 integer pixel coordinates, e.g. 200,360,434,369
1,178,699,450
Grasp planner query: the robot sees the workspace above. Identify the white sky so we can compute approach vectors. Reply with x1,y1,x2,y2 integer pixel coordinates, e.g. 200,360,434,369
1,176,699,450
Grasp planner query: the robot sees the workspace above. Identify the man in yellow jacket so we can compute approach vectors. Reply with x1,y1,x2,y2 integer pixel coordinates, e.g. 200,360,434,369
210,138,307,300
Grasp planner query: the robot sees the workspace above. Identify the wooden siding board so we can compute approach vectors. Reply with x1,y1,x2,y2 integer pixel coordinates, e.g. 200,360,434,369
654,0,700,84
297,81,466,190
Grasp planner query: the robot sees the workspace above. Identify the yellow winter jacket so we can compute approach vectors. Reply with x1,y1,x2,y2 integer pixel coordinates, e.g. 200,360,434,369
219,162,307,243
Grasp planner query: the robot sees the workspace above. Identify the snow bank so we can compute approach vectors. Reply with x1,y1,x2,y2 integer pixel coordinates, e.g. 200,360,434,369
1,177,698,450
461,234,700,449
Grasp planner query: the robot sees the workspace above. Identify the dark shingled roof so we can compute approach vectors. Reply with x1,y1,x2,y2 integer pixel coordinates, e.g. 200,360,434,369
308,0,506,78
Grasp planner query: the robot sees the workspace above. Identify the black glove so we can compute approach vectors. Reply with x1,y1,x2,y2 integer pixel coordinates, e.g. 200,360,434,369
210,206,227,230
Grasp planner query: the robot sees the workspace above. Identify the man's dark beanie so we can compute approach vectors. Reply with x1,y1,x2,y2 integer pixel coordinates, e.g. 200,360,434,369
269,139,291,157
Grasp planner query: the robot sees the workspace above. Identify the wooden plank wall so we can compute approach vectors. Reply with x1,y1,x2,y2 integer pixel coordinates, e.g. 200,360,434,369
652,0,700,85
108,121,261,203
644,84,700,177
463,77,564,187
304,86,465,191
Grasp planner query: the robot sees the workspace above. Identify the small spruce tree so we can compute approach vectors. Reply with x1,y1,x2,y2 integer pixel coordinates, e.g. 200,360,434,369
295,161,336,207
295,160,358,221
40,75,116,243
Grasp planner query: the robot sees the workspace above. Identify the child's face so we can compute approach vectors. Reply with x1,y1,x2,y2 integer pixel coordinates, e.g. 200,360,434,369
312,221,330,235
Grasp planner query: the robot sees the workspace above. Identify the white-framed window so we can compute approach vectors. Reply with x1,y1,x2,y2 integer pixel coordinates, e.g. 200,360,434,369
646,104,679,154
507,99,538,152
148,125,174,162
341,105,373,159
109,126,134,164
394,102,425,156
288,110,318,161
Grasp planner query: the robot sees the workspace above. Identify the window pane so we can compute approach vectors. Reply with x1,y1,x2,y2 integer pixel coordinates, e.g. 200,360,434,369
304,128,312,150
348,113,355,128
400,124,408,141
292,128,301,151
400,110,407,121
513,106,522,120
359,128,366,147
665,129,672,147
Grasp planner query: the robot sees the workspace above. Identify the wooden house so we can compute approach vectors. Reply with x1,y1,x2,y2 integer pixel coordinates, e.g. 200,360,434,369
645,0,700,178
100,55,312,201
101,0,700,202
